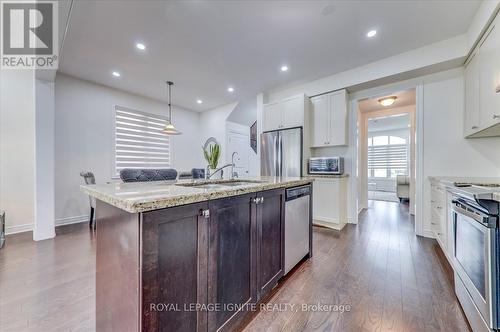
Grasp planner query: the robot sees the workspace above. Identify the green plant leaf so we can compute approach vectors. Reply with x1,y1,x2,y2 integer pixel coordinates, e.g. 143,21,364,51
203,143,220,169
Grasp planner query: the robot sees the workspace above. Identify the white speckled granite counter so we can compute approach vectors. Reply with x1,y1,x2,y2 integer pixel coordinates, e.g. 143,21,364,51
429,176,500,202
81,177,313,213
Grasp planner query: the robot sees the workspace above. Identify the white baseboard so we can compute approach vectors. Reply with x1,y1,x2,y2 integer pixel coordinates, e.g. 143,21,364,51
4,215,88,237
55,215,89,227
5,223,33,235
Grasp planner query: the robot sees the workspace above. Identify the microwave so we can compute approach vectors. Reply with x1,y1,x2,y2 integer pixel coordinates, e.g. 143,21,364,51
308,157,344,175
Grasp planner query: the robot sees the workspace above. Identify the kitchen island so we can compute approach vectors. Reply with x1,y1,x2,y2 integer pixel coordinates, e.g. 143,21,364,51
81,177,313,332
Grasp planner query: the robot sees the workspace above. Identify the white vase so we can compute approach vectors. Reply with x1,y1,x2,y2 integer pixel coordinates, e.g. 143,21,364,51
209,167,222,179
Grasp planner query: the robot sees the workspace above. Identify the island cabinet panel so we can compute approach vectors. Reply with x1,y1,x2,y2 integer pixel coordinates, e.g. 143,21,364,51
256,189,285,300
141,202,209,332
96,201,141,332
207,193,257,332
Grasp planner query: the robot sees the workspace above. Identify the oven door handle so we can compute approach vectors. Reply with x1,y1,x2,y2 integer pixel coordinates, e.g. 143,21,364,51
452,203,487,225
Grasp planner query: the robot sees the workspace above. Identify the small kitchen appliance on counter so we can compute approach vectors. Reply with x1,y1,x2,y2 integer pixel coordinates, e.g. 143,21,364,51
308,157,344,175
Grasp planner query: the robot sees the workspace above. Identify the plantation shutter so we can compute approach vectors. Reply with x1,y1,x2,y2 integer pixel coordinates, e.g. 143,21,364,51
368,143,407,177
114,107,170,175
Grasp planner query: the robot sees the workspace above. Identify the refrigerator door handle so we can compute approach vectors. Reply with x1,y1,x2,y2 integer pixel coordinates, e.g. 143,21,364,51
277,133,282,177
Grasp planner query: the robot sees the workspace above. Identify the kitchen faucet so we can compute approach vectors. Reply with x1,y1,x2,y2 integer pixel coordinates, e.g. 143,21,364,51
231,152,239,179
205,152,239,180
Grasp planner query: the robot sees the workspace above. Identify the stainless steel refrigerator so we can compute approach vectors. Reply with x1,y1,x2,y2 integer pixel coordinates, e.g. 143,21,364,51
261,127,302,177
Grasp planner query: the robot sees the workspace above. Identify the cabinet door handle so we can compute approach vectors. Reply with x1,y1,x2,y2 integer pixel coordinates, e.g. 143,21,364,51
252,197,264,204
200,209,210,219
471,126,478,129
493,114,500,120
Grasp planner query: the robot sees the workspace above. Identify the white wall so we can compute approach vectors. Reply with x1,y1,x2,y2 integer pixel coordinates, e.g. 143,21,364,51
199,102,237,168
266,35,468,103
421,69,500,235
54,74,203,223
34,79,56,240
225,121,259,177
467,1,500,50
263,65,500,237
355,68,500,236
0,71,36,234
227,98,257,127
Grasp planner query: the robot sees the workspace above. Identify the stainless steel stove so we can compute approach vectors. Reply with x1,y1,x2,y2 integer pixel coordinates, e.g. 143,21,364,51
451,183,500,209
450,183,499,331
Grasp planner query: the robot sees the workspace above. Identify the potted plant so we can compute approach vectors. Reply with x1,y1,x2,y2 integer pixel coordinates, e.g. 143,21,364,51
203,143,220,178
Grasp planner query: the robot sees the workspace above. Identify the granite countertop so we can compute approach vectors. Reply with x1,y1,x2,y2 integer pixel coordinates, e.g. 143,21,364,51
81,177,313,213
429,176,500,187
429,176,500,202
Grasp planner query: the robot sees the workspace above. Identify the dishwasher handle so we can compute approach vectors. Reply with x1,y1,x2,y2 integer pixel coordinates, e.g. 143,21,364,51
286,185,311,201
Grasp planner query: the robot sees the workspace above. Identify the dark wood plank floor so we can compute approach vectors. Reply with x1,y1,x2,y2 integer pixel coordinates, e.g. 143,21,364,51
243,200,470,332
0,200,470,332
0,224,96,332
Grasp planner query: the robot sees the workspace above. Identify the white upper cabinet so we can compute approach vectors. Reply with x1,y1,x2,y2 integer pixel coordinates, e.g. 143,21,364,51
262,102,282,132
478,20,500,129
464,12,500,138
311,94,329,146
329,90,348,145
310,89,348,147
263,94,308,132
281,97,305,129
464,52,480,137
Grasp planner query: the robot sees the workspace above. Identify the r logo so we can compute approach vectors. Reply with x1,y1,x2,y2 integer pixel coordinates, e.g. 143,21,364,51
2,2,53,55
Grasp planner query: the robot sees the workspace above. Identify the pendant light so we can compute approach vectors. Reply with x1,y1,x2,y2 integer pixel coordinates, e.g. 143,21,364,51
162,81,181,135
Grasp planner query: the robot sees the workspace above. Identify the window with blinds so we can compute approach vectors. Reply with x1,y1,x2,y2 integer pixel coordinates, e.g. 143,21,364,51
114,107,170,175
368,135,408,178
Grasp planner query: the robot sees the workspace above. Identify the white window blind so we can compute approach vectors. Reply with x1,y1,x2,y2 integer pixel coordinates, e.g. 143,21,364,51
114,107,170,175
368,136,408,178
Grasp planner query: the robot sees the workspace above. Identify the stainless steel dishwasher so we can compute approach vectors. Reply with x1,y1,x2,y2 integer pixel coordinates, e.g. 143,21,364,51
284,185,310,275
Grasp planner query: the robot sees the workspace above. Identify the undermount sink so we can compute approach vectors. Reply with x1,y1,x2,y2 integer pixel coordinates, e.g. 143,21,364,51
176,180,263,189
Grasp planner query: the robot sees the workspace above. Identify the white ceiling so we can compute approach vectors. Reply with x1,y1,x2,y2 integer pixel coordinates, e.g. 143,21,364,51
368,113,410,133
59,0,480,112
359,89,416,113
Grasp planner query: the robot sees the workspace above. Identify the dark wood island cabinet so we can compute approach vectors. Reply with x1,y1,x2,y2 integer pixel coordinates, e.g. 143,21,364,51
87,179,312,332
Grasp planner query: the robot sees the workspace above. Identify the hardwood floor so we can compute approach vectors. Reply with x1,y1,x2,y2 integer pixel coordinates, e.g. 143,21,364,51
0,201,470,332
0,224,96,332
243,200,470,332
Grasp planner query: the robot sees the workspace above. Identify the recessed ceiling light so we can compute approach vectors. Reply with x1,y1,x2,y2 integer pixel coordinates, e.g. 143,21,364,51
112,71,121,77
378,96,397,107
281,65,289,72
136,43,146,50
227,87,234,92
367,30,377,38
197,99,203,104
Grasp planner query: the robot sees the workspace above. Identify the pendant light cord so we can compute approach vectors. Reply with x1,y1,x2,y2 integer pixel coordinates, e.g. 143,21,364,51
167,81,173,123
